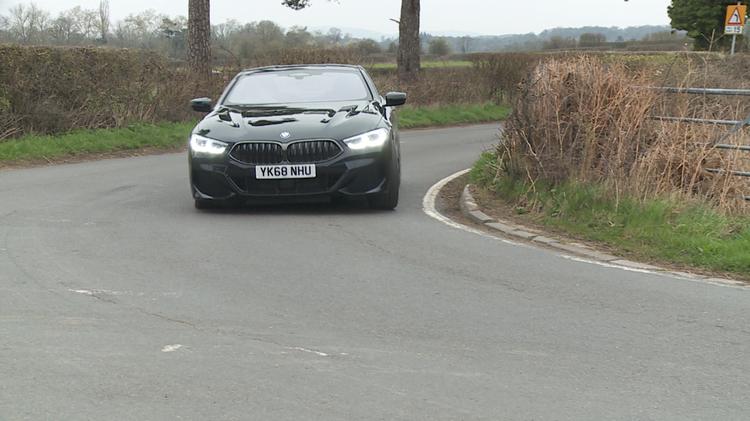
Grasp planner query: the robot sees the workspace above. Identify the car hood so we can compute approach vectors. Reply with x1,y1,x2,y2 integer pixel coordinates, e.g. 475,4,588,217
193,101,385,143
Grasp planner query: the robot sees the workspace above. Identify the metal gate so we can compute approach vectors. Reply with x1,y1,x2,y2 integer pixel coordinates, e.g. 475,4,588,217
648,86,750,201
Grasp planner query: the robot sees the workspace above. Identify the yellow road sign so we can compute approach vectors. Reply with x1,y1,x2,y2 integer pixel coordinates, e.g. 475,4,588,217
725,4,747,34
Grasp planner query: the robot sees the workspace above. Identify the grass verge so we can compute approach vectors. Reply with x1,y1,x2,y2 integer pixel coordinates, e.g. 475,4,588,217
471,152,750,278
398,103,510,129
370,60,473,70
0,122,195,165
0,105,510,166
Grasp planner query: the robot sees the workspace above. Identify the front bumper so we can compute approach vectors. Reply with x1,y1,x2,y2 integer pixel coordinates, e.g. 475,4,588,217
190,150,389,201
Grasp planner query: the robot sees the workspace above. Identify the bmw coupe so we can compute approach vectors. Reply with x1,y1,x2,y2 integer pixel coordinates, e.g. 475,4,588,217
188,64,407,210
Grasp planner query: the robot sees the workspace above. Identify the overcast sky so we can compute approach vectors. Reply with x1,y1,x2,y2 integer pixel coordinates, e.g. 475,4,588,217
0,0,673,36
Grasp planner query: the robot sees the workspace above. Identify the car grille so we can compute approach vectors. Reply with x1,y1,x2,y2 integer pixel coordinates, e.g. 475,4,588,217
287,140,342,163
230,143,284,165
230,140,342,165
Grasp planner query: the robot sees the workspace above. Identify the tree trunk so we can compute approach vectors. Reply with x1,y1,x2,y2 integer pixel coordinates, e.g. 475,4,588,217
97,0,110,44
188,0,211,81
397,0,420,82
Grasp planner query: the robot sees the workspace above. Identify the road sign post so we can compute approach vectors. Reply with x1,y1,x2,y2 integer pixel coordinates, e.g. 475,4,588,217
725,2,747,55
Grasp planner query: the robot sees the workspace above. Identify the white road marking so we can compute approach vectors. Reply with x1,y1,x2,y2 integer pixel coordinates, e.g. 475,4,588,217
67,288,176,297
68,288,128,296
161,344,183,353
68,289,95,296
288,347,329,357
562,255,748,289
421,169,518,244
423,169,749,290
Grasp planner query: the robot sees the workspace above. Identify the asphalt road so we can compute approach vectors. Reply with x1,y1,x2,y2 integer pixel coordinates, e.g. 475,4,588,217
1,124,749,420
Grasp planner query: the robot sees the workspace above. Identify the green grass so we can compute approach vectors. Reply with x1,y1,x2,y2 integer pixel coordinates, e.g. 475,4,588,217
0,121,195,163
370,60,473,70
0,105,510,165
398,103,511,129
471,152,750,277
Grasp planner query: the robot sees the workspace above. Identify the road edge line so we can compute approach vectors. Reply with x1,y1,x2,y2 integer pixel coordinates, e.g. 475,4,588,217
422,169,518,242
422,169,748,290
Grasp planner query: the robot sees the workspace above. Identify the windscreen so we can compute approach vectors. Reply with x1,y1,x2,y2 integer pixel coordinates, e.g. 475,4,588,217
225,68,371,105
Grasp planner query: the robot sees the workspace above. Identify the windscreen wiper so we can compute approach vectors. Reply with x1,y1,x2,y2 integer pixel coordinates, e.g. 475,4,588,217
248,117,298,127
228,105,338,118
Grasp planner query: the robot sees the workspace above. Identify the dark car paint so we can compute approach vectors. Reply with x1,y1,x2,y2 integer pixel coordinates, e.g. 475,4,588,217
189,65,405,205
194,100,386,144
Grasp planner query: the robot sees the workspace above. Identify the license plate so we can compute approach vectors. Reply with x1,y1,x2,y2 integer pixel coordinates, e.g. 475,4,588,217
255,164,316,180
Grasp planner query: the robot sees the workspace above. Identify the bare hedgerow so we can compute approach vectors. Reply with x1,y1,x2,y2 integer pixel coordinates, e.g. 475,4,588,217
469,53,542,102
373,67,493,106
0,45,229,137
500,56,750,212
0,45,505,137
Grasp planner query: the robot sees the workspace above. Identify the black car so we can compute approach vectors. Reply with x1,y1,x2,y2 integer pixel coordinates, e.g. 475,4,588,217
188,64,407,210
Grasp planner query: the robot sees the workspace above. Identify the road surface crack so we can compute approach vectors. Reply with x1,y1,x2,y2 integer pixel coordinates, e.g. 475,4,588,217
136,309,199,329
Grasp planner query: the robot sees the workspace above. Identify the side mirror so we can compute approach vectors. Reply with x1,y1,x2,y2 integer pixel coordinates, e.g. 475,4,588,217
384,92,407,107
191,97,213,113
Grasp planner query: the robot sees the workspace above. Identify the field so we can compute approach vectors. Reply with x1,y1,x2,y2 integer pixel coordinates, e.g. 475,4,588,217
369,60,473,70
398,103,510,129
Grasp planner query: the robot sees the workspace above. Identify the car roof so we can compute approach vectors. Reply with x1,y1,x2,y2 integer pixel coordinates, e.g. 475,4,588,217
240,64,364,74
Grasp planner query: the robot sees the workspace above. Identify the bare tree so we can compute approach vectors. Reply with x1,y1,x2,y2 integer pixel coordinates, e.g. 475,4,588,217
7,4,33,43
326,27,343,45
188,0,211,79
397,0,420,81
30,4,49,40
46,6,101,45
97,0,110,43
7,4,49,44
113,10,163,48
69,6,97,39
460,36,471,54
49,11,77,43
281,0,422,80
186,0,323,79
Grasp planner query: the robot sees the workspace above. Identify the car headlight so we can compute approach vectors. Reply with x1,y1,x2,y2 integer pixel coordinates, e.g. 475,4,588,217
190,133,228,156
343,128,390,151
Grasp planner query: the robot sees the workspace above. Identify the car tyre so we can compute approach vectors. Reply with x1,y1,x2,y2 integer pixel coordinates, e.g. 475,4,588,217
368,160,400,210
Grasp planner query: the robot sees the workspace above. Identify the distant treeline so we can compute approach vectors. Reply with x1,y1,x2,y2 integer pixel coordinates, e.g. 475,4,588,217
0,1,689,61
421,26,691,53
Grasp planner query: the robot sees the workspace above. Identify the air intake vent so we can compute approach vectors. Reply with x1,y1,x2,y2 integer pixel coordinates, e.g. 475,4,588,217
230,143,284,165
287,140,342,163
230,140,342,165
